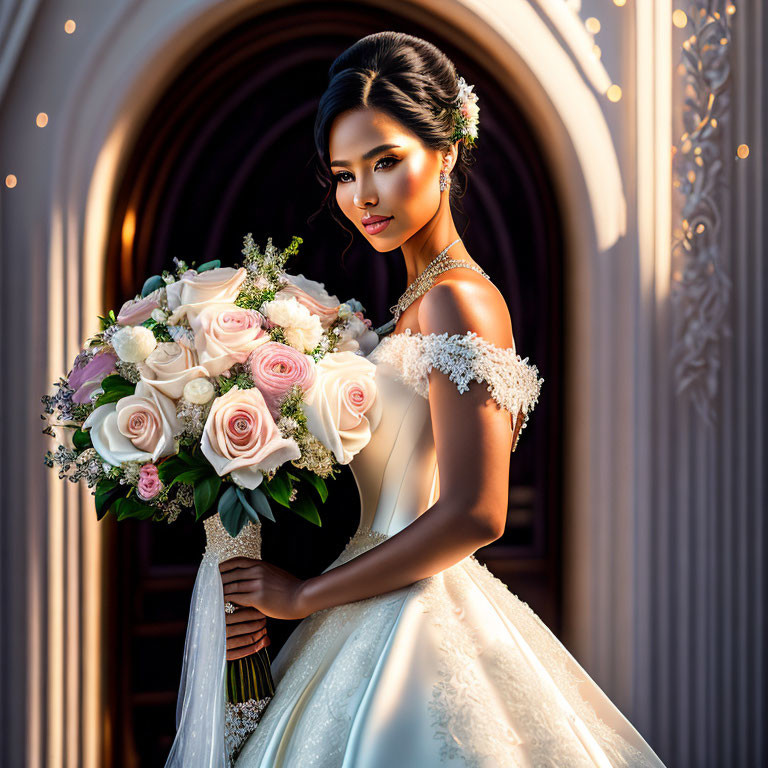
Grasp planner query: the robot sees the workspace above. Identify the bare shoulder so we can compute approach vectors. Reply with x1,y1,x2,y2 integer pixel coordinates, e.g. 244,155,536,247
417,270,515,350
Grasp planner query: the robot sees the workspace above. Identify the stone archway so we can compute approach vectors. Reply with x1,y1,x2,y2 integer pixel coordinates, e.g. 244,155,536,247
42,0,630,764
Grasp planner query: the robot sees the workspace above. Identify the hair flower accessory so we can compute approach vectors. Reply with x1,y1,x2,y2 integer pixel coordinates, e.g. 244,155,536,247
451,75,480,148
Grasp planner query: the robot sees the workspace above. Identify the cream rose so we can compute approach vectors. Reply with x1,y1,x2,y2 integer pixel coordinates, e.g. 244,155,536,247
261,296,324,353
201,385,301,489
301,351,381,464
276,273,341,329
138,342,210,399
82,380,182,466
173,302,270,377
165,266,247,311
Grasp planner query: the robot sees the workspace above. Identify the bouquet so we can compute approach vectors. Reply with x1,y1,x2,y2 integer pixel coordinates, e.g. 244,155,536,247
41,234,382,764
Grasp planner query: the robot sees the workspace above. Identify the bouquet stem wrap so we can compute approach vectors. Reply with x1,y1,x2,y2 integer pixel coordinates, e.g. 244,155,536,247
164,513,274,767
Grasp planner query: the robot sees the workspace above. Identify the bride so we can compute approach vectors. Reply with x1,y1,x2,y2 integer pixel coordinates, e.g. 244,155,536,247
175,31,667,767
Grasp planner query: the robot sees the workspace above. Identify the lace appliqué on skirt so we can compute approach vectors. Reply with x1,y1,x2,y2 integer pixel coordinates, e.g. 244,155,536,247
415,556,661,768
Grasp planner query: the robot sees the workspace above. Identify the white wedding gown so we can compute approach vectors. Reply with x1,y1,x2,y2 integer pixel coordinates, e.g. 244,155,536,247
225,328,667,768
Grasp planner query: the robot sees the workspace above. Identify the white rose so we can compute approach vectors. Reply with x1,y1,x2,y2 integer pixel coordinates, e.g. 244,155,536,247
262,296,324,353
165,266,247,311
173,302,270,377
137,342,210,399
282,273,339,305
301,351,381,464
111,325,158,363
183,378,215,404
82,380,181,466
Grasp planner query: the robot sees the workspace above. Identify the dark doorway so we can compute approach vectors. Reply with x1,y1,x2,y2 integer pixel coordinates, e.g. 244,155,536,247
102,4,563,765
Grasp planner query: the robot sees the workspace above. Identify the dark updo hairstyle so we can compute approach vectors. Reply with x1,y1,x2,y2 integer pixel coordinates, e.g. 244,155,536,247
310,31,477,239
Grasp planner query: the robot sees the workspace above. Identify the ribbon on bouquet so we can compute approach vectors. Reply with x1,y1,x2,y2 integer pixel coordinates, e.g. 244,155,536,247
164,553,228,766
165,516,274,767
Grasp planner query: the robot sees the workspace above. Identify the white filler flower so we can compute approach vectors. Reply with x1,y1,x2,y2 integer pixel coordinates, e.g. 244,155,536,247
261,296,324,353
183,377,215,405
111,325,158,363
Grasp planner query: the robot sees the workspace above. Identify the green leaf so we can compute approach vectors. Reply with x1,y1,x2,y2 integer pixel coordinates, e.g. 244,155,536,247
90,375,135,408
114,497,155,521
168,467,213,488
291,494,321,527
194,476,221,521
100,374,134,392
218,486,247,537
94,478,124,521
262,472,292,508
72,428,92,452
157,455,188,483
235,486,260,524
141,275,165,297
197,259,221,272
248,487,275,523
234,486,276,524
294,468,328,504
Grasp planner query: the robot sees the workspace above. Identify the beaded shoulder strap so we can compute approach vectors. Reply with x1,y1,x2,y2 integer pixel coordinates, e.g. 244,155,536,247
369,328,544,450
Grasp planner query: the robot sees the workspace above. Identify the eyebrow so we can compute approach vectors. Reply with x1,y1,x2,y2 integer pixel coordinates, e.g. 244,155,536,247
330,144,401,168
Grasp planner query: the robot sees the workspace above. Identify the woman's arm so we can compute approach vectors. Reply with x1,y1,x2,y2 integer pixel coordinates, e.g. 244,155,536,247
220,275,515,619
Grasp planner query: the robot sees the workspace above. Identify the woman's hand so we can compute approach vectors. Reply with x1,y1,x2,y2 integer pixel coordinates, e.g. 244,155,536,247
224,606,270,661
219,556,309,621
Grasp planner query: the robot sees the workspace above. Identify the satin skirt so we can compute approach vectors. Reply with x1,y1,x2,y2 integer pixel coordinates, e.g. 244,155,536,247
234,527,667,768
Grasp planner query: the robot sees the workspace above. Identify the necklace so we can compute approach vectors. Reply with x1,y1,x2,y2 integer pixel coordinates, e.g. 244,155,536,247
373,239,491,337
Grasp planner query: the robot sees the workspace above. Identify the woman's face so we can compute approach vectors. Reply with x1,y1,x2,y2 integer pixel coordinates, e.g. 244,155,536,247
328,107,449,251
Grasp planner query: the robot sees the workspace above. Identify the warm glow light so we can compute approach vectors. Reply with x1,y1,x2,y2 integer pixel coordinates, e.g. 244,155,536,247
36,112,49,127
5,174,17,188
613,0,627,6
121,208,136,248
585,17,601,34
606,84,622,102
726,4,736,14
736,144,749,159
672,9,688,28
592,44,601,59
64,19,76,34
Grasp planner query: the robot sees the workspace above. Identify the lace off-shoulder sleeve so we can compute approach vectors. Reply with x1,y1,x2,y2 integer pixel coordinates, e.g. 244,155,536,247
369,328,544,450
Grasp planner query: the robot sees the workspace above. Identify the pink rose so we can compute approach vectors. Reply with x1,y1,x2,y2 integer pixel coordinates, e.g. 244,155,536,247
137,463,163,501
68,350,117,404
116,296,160,325
171,303,270,377
301,351,380,464
276,273,341,329
201,385,301,489
248,342,316,418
